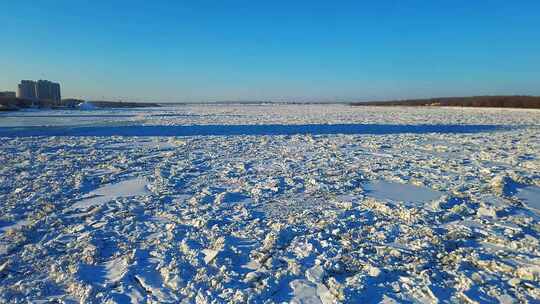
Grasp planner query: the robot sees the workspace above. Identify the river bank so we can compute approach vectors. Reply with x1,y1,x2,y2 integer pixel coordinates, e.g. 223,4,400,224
0,97,160,111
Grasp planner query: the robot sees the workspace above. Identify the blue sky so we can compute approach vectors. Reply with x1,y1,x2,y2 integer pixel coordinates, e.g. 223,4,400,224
1,1,539,102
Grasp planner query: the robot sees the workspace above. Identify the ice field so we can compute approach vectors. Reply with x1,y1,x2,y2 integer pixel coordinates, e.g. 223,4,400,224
0,104,539,303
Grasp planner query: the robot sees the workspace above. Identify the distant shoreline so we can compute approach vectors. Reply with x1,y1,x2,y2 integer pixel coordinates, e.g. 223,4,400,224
350,95,540,109
2,95,540,111
0,97,160,111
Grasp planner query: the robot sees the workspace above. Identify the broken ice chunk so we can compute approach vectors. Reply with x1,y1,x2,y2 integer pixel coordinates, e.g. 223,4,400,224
306,265,325,284
202,249,221,264
290,279,333,304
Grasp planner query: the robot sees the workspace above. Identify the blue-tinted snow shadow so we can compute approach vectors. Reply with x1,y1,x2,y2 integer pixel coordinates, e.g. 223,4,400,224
0,114,137,118
0,124,513,137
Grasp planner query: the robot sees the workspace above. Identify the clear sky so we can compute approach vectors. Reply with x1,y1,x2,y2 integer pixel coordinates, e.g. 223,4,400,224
1,1,539,102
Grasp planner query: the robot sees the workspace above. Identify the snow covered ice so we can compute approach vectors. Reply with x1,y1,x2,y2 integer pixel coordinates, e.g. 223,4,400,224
0,104,539,303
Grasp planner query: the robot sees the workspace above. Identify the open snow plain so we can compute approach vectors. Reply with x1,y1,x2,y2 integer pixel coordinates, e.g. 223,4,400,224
0,104,539,303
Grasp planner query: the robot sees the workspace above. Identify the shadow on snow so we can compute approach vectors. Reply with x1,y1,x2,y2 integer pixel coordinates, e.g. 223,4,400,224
0,124,513,137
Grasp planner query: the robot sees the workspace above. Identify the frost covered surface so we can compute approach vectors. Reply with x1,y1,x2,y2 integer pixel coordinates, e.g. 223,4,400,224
1,104,540,128
0,105,539,303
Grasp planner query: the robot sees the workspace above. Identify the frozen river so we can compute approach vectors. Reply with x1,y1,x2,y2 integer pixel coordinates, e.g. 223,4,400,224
0,104,539,303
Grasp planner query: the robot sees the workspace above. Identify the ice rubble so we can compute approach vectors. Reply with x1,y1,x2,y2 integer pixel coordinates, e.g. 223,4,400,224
0,105,539,303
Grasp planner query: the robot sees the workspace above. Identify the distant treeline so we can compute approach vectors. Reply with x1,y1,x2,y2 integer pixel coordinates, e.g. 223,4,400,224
0,97,160,111
0,97,34,111
350,96,540,109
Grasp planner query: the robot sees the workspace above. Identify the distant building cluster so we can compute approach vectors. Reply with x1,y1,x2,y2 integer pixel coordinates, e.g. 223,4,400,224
17,80,61,103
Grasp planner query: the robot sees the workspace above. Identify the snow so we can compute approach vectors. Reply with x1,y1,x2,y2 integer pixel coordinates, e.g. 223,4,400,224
362,180,443,205
0,104,539,303
0,219,30,234
71,177,150,209
516,185,540,211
